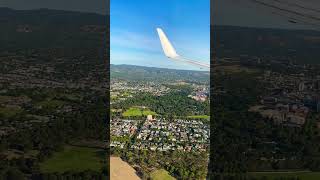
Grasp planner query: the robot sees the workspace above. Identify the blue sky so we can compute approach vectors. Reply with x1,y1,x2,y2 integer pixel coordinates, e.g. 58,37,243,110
110,0,210,70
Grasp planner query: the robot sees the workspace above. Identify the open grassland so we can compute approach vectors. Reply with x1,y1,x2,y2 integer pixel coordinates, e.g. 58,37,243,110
187,115,210,120
142,109,157,116
0,106,23,118
36,99,65,109
123,107,156,117
40,146,104,173
123,108,142,116
150,169,176,180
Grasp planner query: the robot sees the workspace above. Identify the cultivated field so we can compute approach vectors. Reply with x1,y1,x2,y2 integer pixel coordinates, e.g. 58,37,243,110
110,156,141,180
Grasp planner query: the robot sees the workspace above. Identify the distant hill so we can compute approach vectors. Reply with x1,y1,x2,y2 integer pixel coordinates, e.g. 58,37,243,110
0,7,106,24
0,8,107,50
111,64,209,83
213,25,320,64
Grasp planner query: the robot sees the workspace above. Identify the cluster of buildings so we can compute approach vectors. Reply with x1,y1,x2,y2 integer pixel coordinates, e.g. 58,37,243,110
0,54,107,92
135,118,209,152
111,80,170,104
110,118,140,149
110,118,139,137
250,70,320,127
0,92,76,137
111,79,210,105
110,116,209,152
188,86,209,102
0,52,106,138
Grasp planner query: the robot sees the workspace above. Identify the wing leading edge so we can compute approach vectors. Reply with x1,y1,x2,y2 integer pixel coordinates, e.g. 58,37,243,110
156,28,209,69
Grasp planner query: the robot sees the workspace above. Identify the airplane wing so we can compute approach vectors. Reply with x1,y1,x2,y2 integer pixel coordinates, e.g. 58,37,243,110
156,28,210,69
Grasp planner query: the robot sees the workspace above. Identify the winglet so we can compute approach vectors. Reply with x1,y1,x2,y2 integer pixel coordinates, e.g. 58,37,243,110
156,28,179,59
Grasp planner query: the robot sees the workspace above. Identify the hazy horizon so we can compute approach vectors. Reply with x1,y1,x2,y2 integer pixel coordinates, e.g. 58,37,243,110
110,63,210,72
0,0,108,15
0,6,106,15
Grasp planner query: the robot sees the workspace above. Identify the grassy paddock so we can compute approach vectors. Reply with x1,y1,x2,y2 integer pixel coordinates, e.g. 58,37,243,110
123,107,156,117
150,169,176,180
0,106,23,118
40,145,105,173
187,115,210,119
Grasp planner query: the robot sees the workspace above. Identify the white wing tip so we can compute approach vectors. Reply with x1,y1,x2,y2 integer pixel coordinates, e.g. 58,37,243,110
156,28,179,59
156,28,210,69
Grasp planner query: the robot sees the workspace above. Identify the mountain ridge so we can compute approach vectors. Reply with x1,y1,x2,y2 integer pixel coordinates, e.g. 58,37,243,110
111,64,209,82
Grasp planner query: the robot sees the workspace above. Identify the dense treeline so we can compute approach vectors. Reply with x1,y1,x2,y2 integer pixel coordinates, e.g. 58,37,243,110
112,87,209,117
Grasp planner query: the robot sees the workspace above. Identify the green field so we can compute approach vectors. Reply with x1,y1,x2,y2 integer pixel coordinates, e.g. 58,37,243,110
122,91,131,97
142,109,157,116
111,135,129,142
187,115,210,119
248,171,320,180
40,146,105,173
150,169,176,180
36,99,65,109
123,107,156,117
0,106,23,118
